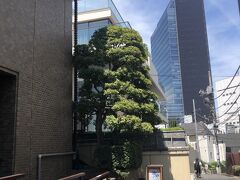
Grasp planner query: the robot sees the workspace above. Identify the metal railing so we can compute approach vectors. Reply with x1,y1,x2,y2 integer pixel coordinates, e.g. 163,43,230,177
0,174,25,180
58,172,86,180
89,171,110,180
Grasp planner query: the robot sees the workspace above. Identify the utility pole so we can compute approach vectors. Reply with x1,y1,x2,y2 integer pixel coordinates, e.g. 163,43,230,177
208,71,221,174
239,114,240,133
200,71,221,173
193,99,200,158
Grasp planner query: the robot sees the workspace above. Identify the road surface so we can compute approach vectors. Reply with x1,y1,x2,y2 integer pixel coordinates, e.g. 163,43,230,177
200,174,240,180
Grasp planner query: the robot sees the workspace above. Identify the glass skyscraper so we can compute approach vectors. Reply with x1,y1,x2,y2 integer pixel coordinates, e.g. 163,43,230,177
151,0,212,122
151,0,184,122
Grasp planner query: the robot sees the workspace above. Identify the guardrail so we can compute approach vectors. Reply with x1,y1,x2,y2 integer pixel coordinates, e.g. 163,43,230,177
0,174,25,180
58,172,86,180
89,171,110,180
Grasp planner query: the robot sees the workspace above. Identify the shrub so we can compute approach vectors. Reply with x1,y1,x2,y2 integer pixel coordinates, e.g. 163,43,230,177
160,127,183,131
232,165,240,176
169,121,177,128
208,161,218,173
112,141,142,179
220,161,226,173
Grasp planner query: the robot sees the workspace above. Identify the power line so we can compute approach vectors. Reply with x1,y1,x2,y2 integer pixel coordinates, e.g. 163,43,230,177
215,81,240,110
217,93,240,119
217,106,240,126
214,65,240,100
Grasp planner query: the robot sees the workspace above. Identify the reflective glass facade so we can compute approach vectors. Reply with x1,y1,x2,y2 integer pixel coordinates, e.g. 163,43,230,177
77,19,111,44
151,0,184,122
151,0,212,122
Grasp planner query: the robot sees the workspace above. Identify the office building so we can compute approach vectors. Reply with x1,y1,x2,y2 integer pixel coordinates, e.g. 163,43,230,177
216,75,240,134
151,0,212,122
75,0,130,45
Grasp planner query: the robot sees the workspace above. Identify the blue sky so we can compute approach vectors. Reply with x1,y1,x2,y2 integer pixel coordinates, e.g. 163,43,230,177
113,0,240,84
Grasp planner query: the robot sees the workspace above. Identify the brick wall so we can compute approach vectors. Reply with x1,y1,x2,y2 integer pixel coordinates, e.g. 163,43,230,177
0,0,72,179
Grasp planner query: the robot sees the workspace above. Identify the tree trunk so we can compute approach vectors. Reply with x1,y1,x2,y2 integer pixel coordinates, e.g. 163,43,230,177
96,110,103,145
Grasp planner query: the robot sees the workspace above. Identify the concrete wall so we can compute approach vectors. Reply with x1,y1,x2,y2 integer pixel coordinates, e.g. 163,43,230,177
128,150,191,180
198,135,215,163
0,0,72,179
78,142,191,180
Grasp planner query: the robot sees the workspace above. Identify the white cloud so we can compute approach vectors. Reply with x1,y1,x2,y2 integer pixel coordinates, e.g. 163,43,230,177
112,0,240,83
113,0,169,48
205,0,240,83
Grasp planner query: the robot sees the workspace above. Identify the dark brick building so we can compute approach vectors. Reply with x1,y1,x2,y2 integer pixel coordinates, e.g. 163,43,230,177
0,0,72,179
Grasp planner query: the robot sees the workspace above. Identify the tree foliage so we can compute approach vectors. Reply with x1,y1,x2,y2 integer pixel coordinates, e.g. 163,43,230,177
74,25,162,179
74,26,161,142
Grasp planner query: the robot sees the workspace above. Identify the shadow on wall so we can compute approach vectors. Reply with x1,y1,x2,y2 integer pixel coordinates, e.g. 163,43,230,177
189,147,198,173
128,131,174,180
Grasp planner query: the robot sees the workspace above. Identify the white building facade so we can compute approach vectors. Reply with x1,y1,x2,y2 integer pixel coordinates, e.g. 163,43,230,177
215,75,240,134
182,122,226,163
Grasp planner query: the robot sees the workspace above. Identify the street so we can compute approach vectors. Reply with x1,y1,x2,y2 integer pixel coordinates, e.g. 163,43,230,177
200,174,240,180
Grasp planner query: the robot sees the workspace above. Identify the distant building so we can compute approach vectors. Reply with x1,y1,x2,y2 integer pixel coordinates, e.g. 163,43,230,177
151,0,212,123
181,122,226,163
218,134,240,153
215,75,240,134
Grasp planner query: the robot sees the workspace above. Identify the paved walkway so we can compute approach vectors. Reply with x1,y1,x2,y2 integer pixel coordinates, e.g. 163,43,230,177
200,174,240,180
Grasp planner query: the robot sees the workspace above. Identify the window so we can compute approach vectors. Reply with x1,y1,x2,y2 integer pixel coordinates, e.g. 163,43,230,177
77,20,111,44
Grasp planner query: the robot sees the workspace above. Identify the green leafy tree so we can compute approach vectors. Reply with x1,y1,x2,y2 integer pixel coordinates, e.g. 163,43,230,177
74,26,161,155
74,26,162,179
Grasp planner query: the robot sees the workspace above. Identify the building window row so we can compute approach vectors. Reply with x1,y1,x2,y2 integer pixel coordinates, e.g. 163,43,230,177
223,101,237,106
226,121,240,125
222,91,236,96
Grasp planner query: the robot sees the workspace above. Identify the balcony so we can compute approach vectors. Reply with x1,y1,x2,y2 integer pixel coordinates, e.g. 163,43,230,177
74,0,131,28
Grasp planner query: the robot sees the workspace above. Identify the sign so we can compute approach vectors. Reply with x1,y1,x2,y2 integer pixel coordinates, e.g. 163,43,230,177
147,165,163,180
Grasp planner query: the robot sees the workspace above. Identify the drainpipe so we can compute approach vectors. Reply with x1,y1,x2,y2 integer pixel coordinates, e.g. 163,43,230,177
37,152,75,180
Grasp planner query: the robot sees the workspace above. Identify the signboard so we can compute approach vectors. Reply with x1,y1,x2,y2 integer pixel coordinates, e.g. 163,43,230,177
146,165,163,180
